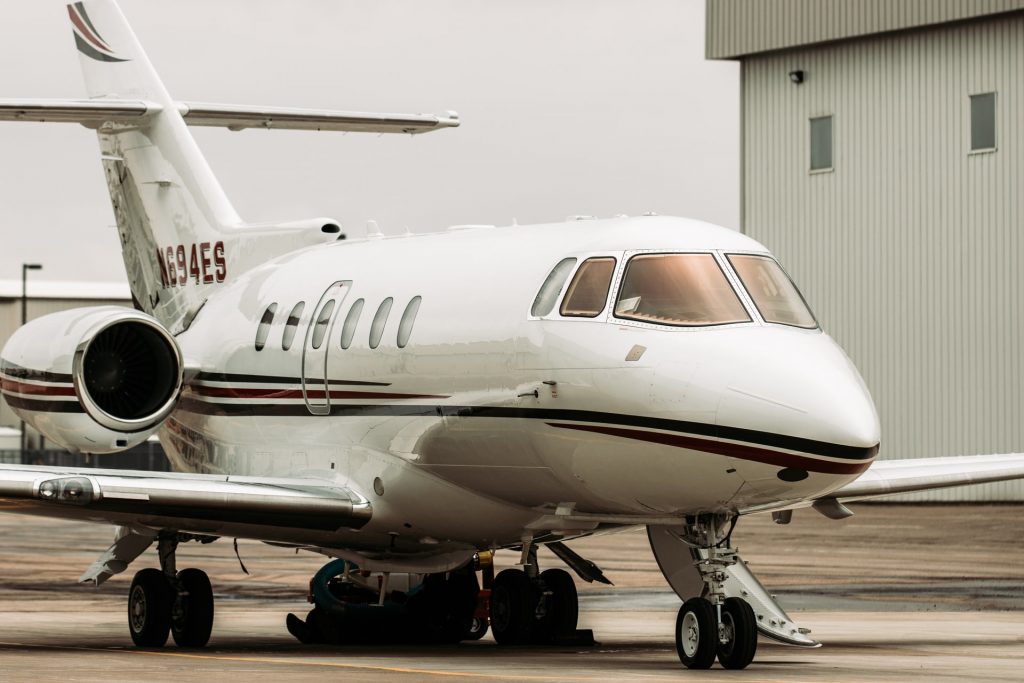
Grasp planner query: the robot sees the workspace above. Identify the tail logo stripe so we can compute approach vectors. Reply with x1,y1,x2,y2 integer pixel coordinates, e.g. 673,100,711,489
68,3,129,63
72,2,112,50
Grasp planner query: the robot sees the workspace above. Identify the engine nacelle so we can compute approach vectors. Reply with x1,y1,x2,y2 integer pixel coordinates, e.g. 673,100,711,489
0,307,182,454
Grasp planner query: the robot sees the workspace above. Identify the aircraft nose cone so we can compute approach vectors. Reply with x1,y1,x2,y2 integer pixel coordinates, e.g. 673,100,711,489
712,330,880,450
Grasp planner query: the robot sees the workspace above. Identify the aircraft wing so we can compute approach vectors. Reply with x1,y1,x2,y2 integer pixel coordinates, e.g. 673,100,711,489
0,98,459,134
829,453,1024,501
0,462,371,559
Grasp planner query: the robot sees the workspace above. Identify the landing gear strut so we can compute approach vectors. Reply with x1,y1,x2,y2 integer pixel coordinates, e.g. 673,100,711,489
128,533,215,648
671,514,758,670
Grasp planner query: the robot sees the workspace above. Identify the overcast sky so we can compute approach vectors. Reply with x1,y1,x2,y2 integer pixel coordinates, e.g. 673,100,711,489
0,0,738,284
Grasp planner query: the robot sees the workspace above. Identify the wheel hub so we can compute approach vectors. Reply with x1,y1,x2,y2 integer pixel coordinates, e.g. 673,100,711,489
682,611,700,657
129,585,146,633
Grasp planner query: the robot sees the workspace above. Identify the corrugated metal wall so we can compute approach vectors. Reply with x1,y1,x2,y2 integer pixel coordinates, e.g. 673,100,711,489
0,298,130,431
707,0,1024,59
741,14,1024,500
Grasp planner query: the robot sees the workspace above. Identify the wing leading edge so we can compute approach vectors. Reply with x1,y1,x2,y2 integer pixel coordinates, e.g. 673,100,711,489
829,453,1024,501
0,98,460,134
0,462,370,538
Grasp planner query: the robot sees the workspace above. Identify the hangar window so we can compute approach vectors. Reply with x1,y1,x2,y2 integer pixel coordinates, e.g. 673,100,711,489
340,298,364,350
310,299,336,349
560,258,616,317
970,92,996,151
614,254,750,326
809,115,832,171
369,298,394,349
254,303,277,351
397,296,422,348
531,258,577,316
281,302,305,350
728,254,817,329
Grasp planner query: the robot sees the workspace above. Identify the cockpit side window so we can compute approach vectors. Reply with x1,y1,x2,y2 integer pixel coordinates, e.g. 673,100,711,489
727,254,818,329
531,258,577,317
559,257,616,318
614,254,750,326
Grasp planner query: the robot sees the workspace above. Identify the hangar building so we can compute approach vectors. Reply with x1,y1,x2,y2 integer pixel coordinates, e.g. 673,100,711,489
706,1,1024,499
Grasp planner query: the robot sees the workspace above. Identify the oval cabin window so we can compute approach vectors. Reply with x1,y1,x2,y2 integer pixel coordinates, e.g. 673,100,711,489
340,299,365,350
254,303,277,351
368,298,394,349
311,299,336,349
281,302,305,351
397,296,422,348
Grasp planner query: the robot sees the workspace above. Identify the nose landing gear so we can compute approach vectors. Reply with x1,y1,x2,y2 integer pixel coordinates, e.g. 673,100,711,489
670,514,758,670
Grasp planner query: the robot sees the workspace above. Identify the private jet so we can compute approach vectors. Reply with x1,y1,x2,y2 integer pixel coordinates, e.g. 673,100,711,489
0,0,1022,670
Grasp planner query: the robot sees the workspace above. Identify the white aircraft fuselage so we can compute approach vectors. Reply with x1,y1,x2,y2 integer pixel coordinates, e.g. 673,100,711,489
158,215,880,556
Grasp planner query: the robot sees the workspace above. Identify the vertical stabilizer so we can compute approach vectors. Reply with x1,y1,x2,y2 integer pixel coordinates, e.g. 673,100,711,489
69,0,242,330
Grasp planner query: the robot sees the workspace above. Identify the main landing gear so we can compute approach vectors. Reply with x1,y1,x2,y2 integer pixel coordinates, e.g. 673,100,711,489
489,544,582,645
672,514,758,670
127,533,215,648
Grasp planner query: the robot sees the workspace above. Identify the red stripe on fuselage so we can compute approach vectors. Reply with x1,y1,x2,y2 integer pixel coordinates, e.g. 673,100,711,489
188,385,449,400
0,377,76,397
547,422,872,475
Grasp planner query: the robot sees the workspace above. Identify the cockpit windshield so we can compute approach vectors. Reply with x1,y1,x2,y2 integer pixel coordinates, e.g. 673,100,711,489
727,254,817,329
614,254,751,326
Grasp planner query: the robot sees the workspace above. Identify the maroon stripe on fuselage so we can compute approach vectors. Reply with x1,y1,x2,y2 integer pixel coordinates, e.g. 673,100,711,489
0,378,76,397
188,385,449,400
2,394,84,414
547,422,872,475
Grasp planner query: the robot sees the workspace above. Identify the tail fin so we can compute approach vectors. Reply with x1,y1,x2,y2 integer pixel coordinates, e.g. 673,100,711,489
70,0,243,330
0,2,456,331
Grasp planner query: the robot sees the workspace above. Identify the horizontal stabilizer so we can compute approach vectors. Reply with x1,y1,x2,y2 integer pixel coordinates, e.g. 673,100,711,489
0,98,459,134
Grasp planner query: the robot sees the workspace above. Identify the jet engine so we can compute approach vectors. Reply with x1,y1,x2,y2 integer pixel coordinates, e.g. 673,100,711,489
0,307,182,454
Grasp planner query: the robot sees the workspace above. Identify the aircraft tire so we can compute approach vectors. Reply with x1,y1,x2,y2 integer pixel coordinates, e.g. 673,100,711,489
490,569,537,645
535,568,578,643
464,617,489,641
675,597,717,669
128,568,173,647
170,568,214,648
717,597,757,670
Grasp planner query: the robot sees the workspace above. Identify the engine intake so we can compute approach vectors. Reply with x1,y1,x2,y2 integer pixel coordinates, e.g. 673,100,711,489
75,317,182,431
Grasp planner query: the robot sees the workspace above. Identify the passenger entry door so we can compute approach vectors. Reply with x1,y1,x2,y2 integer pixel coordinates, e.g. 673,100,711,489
302,281,350,415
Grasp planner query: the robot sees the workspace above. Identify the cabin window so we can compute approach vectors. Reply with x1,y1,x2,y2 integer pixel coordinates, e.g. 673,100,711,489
310,299,336,349
614,254,750,326
397,296,422,348
560,257,616,318
727,254,817,329
369,298,394,349
340,299,364,350
281,302,305,350
970,92,996,151
809,115,832,171
531,258,577,317
254,303,277,351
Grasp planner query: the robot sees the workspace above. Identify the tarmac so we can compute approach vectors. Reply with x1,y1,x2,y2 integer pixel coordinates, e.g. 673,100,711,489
0,503,1022,681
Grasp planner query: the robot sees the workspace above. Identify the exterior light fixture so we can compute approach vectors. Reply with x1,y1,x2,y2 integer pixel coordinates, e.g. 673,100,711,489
789,70,805,84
